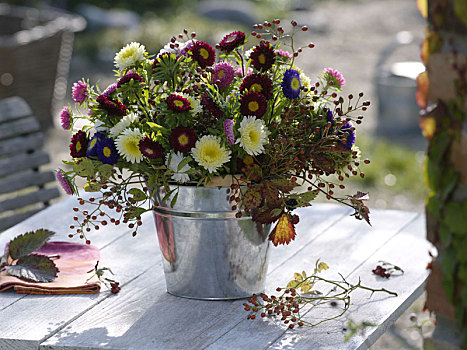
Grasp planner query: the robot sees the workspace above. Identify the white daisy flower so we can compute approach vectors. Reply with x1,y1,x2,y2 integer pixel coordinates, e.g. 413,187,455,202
114,42,146,70
236,116,268,156
166,151,191,183
300,72,312,90
93,119,109,133
116,128,144,163
109,112,139,138
157,41,181,56
191,135,231,173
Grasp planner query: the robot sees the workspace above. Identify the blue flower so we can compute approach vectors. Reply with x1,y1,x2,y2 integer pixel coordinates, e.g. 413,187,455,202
96,137,119,165
87,132,105,158
281,69,301,99
338,122,356,150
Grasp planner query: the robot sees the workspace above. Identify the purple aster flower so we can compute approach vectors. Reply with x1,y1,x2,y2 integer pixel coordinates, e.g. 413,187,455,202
224,119,235,146
235,67,252,77
59,106,71,130
213,62,235,89
102,83,118,97
87,132,105,158
281,69,301,99
56,170,73,195
323,68,346,88
72,81,89,104
338,122,356,150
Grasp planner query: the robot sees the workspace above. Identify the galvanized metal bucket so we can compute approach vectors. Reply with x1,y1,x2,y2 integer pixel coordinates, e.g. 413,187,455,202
152,185,271,300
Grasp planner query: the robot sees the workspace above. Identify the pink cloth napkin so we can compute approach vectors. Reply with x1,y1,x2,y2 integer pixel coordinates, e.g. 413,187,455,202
0,241,101,294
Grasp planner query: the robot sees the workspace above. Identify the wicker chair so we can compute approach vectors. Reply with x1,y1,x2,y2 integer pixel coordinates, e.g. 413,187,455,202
0,4,85,129
0,96,61,232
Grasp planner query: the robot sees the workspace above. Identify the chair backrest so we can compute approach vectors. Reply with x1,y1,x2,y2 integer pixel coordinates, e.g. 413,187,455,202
0,96,60,231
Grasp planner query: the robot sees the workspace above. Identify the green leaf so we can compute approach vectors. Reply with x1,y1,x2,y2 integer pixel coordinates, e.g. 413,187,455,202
128,188,147,201
170,191,179,208
294,272,303,282
445,201,467,235
177,156,192,172
270,208,283,218
84,182,102,192
73,158,96,178
286,280,299,288
98,164,114,181
126,207,146,219
318,262,329,272
8,229,55,260
5,254,58,282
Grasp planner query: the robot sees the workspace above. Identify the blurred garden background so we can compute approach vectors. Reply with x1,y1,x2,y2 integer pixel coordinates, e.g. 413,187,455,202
1,0,433,348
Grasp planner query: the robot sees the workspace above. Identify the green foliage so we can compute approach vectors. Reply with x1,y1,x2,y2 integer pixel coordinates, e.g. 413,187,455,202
1,229,58,283
8,229,55,260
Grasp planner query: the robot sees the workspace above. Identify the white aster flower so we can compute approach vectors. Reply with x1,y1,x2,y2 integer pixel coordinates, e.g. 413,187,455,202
180,93,202,115
300,72,312,90
93,119,109,133
116,128,144,163
191,135,231,173
166,151,191,183
114,42,146,70
236,116,268,156
157,41,181,56
109,112,139,137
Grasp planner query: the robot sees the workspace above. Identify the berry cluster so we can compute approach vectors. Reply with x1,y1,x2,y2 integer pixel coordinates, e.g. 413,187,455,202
372,261,404,279
110,282,121,294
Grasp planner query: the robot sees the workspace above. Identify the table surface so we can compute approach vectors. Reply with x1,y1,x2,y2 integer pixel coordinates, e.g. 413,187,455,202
0,196,433,350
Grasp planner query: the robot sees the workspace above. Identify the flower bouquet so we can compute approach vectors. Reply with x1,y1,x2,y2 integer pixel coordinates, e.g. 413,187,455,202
57,19,371,249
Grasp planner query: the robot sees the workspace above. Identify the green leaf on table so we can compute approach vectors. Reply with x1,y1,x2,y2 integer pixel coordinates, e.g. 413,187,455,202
84,182,102,192
8,229,55,260
98,164,114,181
126,207,147,220
5,254,58,282
73,158,96,178
128,188,147,201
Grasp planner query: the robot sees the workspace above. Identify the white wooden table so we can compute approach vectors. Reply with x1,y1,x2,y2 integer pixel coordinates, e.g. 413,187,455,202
0,196,433,350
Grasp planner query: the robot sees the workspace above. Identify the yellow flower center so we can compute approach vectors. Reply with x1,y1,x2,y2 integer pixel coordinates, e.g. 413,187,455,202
89,138,97,149
250,83,263,92
200,48,209,59
178,134,188,145
218,70,225,78
203,145,221,161
291,77,300,90
125,139,140,155
243,155,254,165
249,130,259,143
76,141,81,152
145,148,154,155
103,146,111,157
258,54,266,64
248,101,259,112
174,100,184,107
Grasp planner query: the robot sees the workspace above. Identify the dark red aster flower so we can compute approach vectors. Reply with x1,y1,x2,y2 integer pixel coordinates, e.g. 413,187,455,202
240,91,267,118
191,41,216,68
240,73,273,99
166,94,191,113
139,137,164,159
250,42,275,72
218,31,246,52
96,95,127,117
201,94,224,119
117,72,144,88
69,130,89,158
169,126,197,153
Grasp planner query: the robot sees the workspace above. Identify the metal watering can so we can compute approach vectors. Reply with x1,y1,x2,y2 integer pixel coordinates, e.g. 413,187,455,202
375,31,425,138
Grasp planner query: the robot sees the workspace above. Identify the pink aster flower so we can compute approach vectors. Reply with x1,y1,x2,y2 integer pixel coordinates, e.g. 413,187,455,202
102,83,117,97
224,119,235,146
274,49,293,59
213,62,235,89
59,106,71,130
72,81,89,104
234,67,252,77
323,68,346,88
56,170,73,195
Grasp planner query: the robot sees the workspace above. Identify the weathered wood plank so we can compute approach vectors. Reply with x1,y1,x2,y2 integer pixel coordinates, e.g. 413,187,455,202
0,170,55,195
267,215,431,350
0,116,40,139
0,96,32,123
0,208,43,232
0,150,50,177
201,210,420,350
0,132,44,157
0,212,157,350
40,208,418,350
0,187,60,212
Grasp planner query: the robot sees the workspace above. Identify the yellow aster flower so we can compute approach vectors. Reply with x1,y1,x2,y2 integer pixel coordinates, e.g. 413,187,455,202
114,42,146,70
191,135,231,173
236,116,268,156
116,128,144,163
